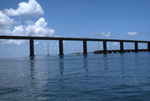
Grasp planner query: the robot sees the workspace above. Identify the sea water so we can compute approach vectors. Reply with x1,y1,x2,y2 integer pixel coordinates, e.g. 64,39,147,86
0,52,150,101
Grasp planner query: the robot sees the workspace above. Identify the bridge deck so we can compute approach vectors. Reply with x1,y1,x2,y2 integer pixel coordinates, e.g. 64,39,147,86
0,35,149,43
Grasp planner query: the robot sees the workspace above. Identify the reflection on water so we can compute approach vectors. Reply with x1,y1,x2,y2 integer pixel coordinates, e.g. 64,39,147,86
30,58,35,80
83,55,88,72
29,57,38,101
103,54,109,70
0,53,150,101
59,57,64,75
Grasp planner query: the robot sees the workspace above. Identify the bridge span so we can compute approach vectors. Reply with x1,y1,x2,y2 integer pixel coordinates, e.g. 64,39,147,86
0,35,150,57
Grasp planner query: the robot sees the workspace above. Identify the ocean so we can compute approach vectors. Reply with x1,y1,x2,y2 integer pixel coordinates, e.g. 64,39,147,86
0,52,150,101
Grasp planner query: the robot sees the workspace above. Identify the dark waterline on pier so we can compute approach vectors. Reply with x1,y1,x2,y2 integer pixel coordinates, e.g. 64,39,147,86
0,53,150,101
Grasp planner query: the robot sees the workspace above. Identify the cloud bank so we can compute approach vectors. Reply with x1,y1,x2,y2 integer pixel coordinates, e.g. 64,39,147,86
4,0,44,17
0,0,54,45
93,31,111,38
128,32,138,36
0,11,14,29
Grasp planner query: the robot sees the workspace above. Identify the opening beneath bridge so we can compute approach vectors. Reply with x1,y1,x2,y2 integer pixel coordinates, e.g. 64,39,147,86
124,42,135,50
34,40,59,56
87,41,103,53
138,43,147,49
63,41,83,55
0,39,29,57
107,42,120,50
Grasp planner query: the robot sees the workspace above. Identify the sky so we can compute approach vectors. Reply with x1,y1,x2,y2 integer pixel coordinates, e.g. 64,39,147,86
0,0,150,57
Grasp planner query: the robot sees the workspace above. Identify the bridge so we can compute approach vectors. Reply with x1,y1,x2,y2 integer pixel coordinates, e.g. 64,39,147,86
0,35,150,57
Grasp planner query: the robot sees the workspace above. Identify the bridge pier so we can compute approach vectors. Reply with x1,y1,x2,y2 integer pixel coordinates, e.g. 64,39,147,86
135,42,138,52
148,42,150,52
83,40,87,55
120,41,124,53
29,39,35,57
59,39,64,56
103,41,107,54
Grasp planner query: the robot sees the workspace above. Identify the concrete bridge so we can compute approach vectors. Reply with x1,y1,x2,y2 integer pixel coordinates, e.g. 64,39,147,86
0,35,150,57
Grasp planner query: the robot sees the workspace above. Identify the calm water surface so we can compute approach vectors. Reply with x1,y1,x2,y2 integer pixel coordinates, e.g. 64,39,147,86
0,53,150,101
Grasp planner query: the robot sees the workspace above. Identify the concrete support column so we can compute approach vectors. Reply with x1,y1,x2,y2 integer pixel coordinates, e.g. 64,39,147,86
120,41,124,53
103,41,107,54
83,40,87,55
135,42,138,52
29,39,35,57
148,42,150,52
59,39,64,56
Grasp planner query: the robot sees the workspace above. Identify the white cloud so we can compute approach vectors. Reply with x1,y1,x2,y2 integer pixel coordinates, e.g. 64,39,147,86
4,0,44,17
0,0,55,46
0,17,55,45
93,31,111,38
0,11,13,35
12,25,25,36
34,41,39,45
0,29,11,35
128,32,138,36
112,42,118,46
0,11,13,29
0,17,54,37
25,17,55,36
0,25,25,36
2,40,26,46
101,31,111,37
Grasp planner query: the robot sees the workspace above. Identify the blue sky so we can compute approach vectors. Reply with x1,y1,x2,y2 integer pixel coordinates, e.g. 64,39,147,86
0,0,150,57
